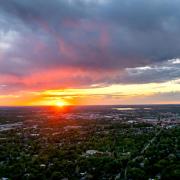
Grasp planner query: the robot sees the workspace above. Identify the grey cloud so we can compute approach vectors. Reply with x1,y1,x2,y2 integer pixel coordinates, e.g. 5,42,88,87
114,59,180,84
0,0,180,85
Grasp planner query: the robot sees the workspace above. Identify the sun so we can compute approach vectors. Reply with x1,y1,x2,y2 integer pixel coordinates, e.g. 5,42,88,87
56,101,66,107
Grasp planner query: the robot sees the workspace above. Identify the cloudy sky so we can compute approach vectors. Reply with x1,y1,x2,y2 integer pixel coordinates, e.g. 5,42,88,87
0,0,180,106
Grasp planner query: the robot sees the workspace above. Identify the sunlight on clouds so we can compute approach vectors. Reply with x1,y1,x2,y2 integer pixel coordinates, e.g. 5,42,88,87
42,80,180,97
0,80,179,106
33,80,180,105
0,95,20,99
169,58,180,64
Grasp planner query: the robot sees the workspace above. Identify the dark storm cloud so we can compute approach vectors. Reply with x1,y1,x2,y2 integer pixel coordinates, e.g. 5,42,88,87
0,0,180,87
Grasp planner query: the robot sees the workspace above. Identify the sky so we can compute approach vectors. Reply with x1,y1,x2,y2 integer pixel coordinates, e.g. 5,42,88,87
0,0,180,106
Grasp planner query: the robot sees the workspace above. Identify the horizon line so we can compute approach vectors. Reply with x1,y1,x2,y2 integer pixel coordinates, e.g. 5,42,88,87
0,103,180,107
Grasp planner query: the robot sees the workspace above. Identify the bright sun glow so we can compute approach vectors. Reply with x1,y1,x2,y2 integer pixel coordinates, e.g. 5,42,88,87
56,101,66,107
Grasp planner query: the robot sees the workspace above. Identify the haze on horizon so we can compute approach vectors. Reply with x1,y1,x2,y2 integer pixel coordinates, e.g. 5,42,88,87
0,0,180,106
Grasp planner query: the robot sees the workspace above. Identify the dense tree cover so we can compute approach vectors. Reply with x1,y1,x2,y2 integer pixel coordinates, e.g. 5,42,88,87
0,108,179,179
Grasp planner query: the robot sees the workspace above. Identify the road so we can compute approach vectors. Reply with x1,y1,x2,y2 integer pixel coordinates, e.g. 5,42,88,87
123,127,163,180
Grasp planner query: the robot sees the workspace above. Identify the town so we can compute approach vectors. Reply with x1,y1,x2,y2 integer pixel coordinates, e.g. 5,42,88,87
0,105,180,179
